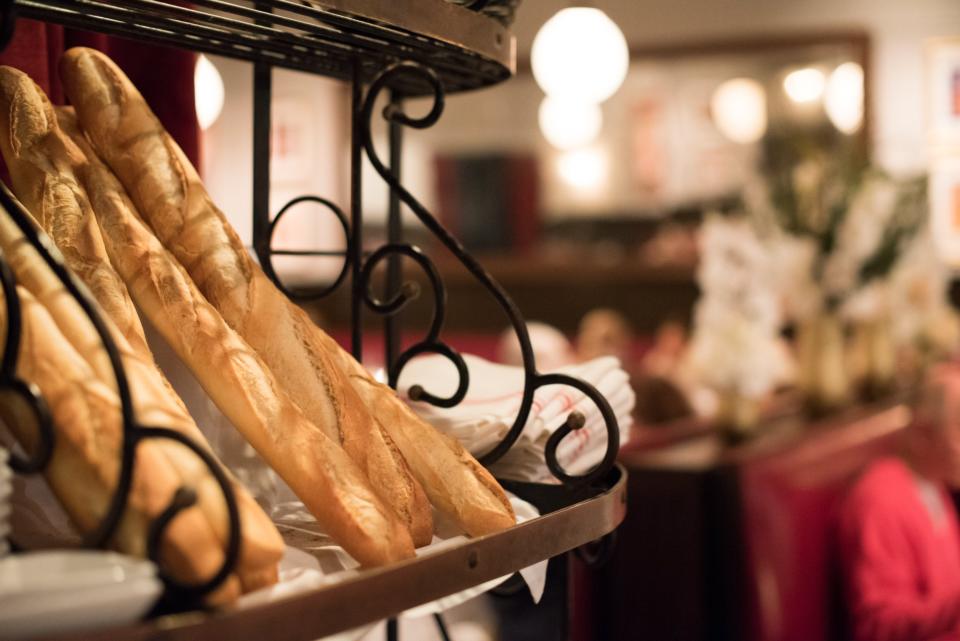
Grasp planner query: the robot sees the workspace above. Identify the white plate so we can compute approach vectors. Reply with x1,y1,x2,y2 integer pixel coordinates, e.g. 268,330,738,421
0,550,156,596
0,576,161,639
0,551,161,639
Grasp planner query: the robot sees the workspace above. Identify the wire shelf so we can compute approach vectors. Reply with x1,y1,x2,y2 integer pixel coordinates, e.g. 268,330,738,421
14,0,515,94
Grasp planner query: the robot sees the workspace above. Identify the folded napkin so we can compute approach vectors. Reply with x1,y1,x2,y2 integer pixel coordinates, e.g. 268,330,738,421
398,355,634,483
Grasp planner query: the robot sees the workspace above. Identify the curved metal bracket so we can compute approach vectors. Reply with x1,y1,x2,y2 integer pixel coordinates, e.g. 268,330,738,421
359,62,620,487
259,195,351,302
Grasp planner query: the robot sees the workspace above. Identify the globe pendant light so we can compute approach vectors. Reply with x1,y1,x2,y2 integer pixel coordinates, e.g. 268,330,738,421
531,6,629,104
538,96,603,150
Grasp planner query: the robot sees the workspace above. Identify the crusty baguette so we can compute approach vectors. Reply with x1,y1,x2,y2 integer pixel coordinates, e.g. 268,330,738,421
60,46,513,538
0,284,241,604
21,68,413,565
0,202,282,594
0,67,284,592
81,177,414,566
324,337,516,536
55,46,435,545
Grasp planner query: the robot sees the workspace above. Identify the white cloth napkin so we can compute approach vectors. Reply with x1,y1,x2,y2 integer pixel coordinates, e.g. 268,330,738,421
398,355,634,483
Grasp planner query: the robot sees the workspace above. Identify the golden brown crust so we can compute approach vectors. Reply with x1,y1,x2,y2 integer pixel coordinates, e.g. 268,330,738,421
47,58,414,565
347,371,516,536
0,65,284,592
60,46,436,545
1,285,241,605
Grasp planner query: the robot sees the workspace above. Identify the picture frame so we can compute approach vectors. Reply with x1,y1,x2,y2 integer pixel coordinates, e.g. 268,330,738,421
930,156,960,266
927,37,960,151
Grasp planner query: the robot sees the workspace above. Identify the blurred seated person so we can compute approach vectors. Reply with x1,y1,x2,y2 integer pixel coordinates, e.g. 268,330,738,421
497,321,575,370
633,375,694,425
576,308,634,364
838,366,960,641
640,319,687,380
577,311,694,427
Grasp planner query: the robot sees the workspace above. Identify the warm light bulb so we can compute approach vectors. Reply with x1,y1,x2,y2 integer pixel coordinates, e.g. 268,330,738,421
531,8,629,104
538,97,603,150
710,78,767,144
825,62,864,134
783,67,826,104
195,54,225,130
557,148,607,192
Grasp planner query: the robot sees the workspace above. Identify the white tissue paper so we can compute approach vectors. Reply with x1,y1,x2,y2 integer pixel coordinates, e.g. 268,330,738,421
398,355,634,483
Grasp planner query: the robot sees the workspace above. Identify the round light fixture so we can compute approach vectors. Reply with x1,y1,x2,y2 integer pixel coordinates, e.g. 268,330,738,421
195,54,225,130
783,67,826,104
531,7,629,104
825,62,864,134
710,77,767,144
557,148,607,192
538,97,603,150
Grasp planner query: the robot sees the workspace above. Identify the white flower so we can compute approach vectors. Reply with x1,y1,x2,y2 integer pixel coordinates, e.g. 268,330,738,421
685,214,791,400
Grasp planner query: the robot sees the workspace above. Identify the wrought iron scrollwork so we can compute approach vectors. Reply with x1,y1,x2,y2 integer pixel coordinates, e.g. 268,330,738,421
0,184,240,606
0,253,53,474
250,59,620,488
358,243,469,407
359,62,619,487
260,195,351,302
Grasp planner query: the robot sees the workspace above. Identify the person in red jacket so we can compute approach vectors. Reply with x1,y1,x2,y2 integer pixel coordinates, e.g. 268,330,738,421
839,366,960,641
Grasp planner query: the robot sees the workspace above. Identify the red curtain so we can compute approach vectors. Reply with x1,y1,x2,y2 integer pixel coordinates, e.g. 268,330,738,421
0,18,200,166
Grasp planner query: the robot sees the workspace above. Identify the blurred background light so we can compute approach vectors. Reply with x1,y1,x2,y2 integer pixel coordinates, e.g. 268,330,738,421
710,77,768,144
825,62,865,134
538,97,604,150
557,147,607,191
195,54,225,130
783,67,826,104
531,7,629,104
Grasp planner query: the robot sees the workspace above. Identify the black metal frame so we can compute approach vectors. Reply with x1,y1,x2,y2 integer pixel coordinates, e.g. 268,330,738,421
257,60,620,488
0,0,621,630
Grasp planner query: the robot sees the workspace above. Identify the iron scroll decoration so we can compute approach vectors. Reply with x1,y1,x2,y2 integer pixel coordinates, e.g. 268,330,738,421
263,61,620,487
0,2,241,599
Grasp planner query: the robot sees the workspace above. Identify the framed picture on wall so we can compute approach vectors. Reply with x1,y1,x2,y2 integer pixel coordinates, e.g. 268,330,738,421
927,38,960,150
930,157,960,266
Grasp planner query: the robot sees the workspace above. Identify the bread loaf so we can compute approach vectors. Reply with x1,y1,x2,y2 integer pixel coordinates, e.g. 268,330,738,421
0,284,242,604
7,67,414,565
60,46,514,538
0,67,285,593
325,337,516,536
60,46,433,544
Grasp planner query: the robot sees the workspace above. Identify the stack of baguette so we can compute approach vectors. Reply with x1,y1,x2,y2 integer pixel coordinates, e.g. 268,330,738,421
0,46,515,596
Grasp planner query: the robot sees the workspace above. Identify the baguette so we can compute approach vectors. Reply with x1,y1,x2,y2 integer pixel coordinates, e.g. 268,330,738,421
0,66,284,591
0,284,242,604
60,46,514,538
324,337,516,536
18,71,414,566
56,47,434,544
81,171,414,565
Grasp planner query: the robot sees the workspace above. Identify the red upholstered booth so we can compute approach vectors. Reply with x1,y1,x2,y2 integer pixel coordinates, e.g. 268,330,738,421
581,400,912,641
740,404,910,641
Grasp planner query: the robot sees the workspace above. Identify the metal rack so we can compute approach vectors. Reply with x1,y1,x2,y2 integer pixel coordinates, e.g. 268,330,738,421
0,0,626,636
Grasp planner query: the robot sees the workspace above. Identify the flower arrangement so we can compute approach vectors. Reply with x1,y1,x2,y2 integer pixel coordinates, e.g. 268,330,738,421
682,214,793,436
686,150,953,430
743,151,936,408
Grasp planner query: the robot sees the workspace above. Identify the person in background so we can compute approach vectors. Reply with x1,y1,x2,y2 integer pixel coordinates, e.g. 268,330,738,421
496,321,575,370
838,365,960,641
639,319,687,380
577,308,634,364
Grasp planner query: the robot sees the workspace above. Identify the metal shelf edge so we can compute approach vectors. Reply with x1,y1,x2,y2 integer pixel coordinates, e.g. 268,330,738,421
40,465,626,641
314,0,515,73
